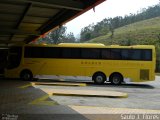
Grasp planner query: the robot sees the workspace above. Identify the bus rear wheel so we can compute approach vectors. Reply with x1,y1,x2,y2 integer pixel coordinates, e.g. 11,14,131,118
20,70,33,81
93,72,106,85
109,73,123,85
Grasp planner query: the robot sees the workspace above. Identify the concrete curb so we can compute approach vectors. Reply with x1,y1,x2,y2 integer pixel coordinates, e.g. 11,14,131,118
42,89,128,98
52,93,128,98
32,82,86,87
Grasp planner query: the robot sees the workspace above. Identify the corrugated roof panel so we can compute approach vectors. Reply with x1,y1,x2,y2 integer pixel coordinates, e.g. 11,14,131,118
23,16,49,24
0,21,15,28
0,0,105,46
0,14,19,22
27,7,60,18
0,3,26,14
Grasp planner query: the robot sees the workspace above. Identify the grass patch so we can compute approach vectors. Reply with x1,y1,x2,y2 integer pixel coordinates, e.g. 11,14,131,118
87,17,160,46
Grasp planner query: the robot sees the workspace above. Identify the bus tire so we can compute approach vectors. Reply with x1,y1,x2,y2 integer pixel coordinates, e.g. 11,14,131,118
93,72,106,85
109,73,123,85
20,70,33,81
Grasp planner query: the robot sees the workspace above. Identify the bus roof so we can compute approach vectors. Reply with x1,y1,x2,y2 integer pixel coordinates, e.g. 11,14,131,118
12,43,155,49
58,43,105,47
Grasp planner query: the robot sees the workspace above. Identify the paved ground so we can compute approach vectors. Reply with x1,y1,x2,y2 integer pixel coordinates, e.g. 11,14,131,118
35,76,160,110
0,76,160,120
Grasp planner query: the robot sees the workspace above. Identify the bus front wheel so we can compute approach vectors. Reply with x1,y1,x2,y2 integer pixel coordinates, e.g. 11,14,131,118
20,70,33,81
109,73,123,85
93,72,106,84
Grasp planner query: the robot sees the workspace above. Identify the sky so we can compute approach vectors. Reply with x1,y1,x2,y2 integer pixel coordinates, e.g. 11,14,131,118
65,0,160,37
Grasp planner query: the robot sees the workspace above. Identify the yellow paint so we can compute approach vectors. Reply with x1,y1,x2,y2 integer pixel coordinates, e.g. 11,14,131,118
33,82,86,87
18,83,32,89
29,94,58,106
59,78,65,81
5,44,156,83
52,93,127,98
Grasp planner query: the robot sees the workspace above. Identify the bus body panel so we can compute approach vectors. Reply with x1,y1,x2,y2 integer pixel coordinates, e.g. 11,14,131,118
5,43,156,83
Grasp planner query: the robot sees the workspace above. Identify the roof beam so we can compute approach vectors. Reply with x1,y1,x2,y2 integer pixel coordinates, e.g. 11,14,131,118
26,0,84,11
40,10,77,34
2,0,84,11
15,3,32,28
9,3,32,42
0,28,40,35
37,9,67,32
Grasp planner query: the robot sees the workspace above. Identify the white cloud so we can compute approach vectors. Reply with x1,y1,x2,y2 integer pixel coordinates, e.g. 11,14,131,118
65,0,159,36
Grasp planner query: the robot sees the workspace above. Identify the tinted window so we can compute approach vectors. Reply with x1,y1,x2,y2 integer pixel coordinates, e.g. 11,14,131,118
44,47,60,58
70,48,81,58
101,49,111,59
61,48,81,59
130,49,141,60
61,48,71,58
25,47,60,58
24,47,44,58
121,49,129,60
110,49,121,59
81,48,100,59
142,49,152,61
24,47,152,61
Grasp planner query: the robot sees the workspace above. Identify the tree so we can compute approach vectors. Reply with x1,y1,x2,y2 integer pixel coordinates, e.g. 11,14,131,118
60,32,76,43
80,24,93,42
48,26,67,44
109,23,114,39
34,26,76,44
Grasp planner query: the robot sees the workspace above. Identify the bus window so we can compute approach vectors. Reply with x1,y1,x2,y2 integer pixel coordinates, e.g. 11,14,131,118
81,48,100,59
142,49,152,61
121,49,129,60
44,47,60,58
61,48,81,59
130,49,141,60
70,48,81,59
110,49,121,60
101,49,111,59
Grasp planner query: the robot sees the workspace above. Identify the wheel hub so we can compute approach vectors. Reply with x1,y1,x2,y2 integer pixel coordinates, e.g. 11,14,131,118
113,77,120,84
96,76,103,83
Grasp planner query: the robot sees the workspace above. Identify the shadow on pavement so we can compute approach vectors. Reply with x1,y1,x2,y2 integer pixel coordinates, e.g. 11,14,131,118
0,78,88,120
32,78,155,89
87,83,155,89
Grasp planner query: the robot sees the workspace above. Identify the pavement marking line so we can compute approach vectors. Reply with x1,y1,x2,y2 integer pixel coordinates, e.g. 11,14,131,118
29,94,58,106
69,105,160,114
41,88,128,98
18,83,32,89
32,82,87,87
52,93,128,98
59,78,65,81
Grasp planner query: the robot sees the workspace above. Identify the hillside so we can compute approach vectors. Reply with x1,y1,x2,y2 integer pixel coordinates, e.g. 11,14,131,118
87,17,160,46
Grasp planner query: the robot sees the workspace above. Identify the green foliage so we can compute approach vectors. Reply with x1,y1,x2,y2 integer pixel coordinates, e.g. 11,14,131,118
80,3,160,42
36,26,76,44
88,17,160,45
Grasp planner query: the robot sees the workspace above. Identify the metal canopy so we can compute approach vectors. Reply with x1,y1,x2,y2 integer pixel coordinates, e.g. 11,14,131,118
0,0,105,46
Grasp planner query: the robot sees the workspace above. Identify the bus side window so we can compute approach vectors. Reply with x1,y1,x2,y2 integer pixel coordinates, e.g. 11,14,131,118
101,49,111,59
50,47,60,58
121,49,129,60
142,49,152,61
81,48,100,59
61,48,71,58
110,49,121,60
70,48,81,59
130,49,141,60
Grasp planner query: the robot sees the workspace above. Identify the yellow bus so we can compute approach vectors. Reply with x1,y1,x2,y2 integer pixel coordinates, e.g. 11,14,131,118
5,43,156,85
